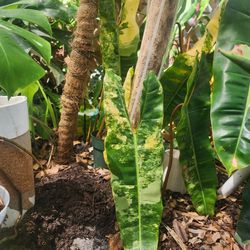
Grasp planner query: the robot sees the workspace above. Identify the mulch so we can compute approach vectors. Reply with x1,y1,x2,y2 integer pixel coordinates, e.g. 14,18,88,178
0,143,248,250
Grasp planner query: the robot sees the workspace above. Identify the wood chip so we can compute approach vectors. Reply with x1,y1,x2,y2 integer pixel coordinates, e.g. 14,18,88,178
211,232,221,243
212,243,224,250
162,223,188,250
173,219,188,242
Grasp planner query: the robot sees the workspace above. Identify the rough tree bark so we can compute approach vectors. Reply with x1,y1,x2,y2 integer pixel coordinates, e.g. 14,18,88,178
57,0,98,163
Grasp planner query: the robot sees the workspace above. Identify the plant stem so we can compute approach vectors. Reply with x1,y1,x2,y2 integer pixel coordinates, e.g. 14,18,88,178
162,103,183,193
129,0,179,127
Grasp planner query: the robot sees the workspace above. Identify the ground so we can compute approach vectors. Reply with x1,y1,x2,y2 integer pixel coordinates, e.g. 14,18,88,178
0,143,247,250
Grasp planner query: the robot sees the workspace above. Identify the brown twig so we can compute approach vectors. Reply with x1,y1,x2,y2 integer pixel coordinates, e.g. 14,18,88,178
162,103,183,193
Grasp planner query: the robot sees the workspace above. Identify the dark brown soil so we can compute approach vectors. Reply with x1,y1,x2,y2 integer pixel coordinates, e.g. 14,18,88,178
0,164,115,250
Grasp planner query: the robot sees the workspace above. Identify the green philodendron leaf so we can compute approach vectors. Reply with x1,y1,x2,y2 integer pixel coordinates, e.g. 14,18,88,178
0,28,45,95
99,0,120,75
0,7,51,96
176,54,217,216
0,9,52,35
160,53,194,130
119,0,140,56
211,0,250,175
0,20,51,62
236,178,250,244
219,44,250,73
104,69,163,249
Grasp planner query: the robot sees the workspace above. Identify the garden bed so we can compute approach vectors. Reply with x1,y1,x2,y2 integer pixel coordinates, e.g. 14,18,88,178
0,161,244,250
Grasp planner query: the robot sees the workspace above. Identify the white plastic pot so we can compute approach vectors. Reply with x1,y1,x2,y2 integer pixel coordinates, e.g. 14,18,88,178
0,96,35,228
163,149,186,194
0,185,10,225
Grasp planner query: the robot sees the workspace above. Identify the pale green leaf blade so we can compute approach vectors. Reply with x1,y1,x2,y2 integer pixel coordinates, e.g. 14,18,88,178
138,72,164,249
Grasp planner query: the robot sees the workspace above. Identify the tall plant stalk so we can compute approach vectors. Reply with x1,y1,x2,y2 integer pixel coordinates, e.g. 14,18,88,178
128,0,179,127
57,0,98,163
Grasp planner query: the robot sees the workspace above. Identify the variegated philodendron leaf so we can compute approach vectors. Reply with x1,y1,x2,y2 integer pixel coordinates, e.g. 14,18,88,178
103,69,163,250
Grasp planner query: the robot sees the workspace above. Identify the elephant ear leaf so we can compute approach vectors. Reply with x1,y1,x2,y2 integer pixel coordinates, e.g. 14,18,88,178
103,69,163,249
176,54,217,215
211,1,250,175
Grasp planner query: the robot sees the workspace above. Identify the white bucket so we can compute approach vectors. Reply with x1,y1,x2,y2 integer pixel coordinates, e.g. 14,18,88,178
0,185,10,225
163,149,186,194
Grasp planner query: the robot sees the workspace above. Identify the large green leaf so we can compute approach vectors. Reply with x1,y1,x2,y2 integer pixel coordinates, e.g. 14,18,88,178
211,0,250,175
176,54,217,215
0,6,51,95
236,178,250,245
160,54,194,129
104,69,163,249
0,9,52,34
0,28,45,95
0,20,51,62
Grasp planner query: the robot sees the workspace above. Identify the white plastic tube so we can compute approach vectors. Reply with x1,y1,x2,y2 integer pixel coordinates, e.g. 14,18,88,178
0,96,29,139
0,185,10,225
218,166,250,198
163,149,186,194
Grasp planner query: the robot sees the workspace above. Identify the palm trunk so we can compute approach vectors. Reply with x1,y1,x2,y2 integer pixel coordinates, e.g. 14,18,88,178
57,0,98,163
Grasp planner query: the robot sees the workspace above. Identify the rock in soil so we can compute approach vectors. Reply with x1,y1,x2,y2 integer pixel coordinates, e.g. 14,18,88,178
0,164,116,250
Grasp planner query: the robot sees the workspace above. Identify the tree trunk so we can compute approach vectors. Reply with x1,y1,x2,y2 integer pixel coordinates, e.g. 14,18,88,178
57,0,98,163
